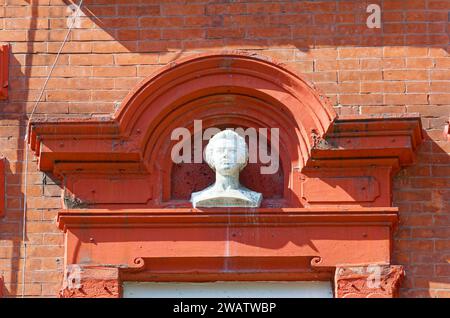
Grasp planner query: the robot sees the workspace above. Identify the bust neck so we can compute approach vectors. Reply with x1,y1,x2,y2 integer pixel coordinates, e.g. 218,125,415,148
214,172,240,190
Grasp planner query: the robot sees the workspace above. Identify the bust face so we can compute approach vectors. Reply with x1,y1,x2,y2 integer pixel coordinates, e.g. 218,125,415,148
213,139,241,176
206,131,248,176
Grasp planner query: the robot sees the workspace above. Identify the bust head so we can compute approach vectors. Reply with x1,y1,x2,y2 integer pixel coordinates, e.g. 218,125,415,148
205,130,248,176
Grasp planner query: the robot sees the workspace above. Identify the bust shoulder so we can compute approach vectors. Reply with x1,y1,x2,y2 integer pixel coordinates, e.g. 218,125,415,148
191,186,262,208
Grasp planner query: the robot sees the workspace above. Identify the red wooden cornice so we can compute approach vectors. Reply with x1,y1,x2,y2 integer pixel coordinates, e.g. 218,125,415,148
57,207,399,231
29,114,423,176
309,114,423,172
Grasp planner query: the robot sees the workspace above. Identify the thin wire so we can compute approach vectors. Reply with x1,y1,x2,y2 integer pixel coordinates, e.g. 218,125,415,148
21,0,84,298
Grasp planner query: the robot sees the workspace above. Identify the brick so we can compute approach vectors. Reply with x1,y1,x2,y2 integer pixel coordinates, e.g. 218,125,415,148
27,246,64,258
91,90,128,101
247,27,291,39
0,30,28,41
384,70,429,80
207,28,245,39
247,3,284,14
114,53,159,65
315,60,338,71
46,90,91,102
5,18,49,30
305,48,338,59
117,5,160,17
70,54,114,66
162,4,205,16
385,94,428,105
71,29,115,42
429,94,450,104
92,42,137,54
396,240,434,252
407,105,450,117
98,17,138,29
140,17,184,28
406,58,434,68
407,82,431,93
270,14,310,26
431,70,450,80
261,50,295,62
339,47,382,58
184,16,217,28
285,61,314,73
312,71,337,82
338,59,360,70
428,0,450,9
26,197,61,209
436,240,450,251
339,94,383,105
361,105,406,114
435,58,450,69
162,28,204,40
136,65,160,77
394,190,432,202
364,82,405,93
339,71,382,82
93,66,137,77
47,42,93,54
338,83,360,93
206,3,247,16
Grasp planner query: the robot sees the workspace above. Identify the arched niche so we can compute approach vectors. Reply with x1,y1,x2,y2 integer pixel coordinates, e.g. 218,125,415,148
114,52,336,206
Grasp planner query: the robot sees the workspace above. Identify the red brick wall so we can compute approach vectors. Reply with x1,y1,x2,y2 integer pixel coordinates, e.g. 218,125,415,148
0,0,449,297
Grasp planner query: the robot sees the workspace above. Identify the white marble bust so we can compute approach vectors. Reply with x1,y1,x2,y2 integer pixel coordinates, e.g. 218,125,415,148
191,130,262,208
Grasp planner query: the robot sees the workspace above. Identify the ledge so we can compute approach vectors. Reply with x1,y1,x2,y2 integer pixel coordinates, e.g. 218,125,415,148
309,114,423,170
29,114,423,176
57,207,399,231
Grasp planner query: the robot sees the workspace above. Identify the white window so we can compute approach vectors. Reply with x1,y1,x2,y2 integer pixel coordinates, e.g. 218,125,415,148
123,281,333,298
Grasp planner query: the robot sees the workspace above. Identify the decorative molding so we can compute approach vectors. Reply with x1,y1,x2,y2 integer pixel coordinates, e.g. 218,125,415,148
60,266,120,298
117,255,335,283
57,207,399,231
125,255,326,274
310,114,423,171
334,265,404,298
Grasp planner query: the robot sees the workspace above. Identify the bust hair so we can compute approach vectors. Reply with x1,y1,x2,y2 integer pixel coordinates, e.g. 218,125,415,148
204,130,248,171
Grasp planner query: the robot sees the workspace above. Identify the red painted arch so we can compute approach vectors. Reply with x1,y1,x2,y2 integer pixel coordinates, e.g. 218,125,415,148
114,52,336,171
